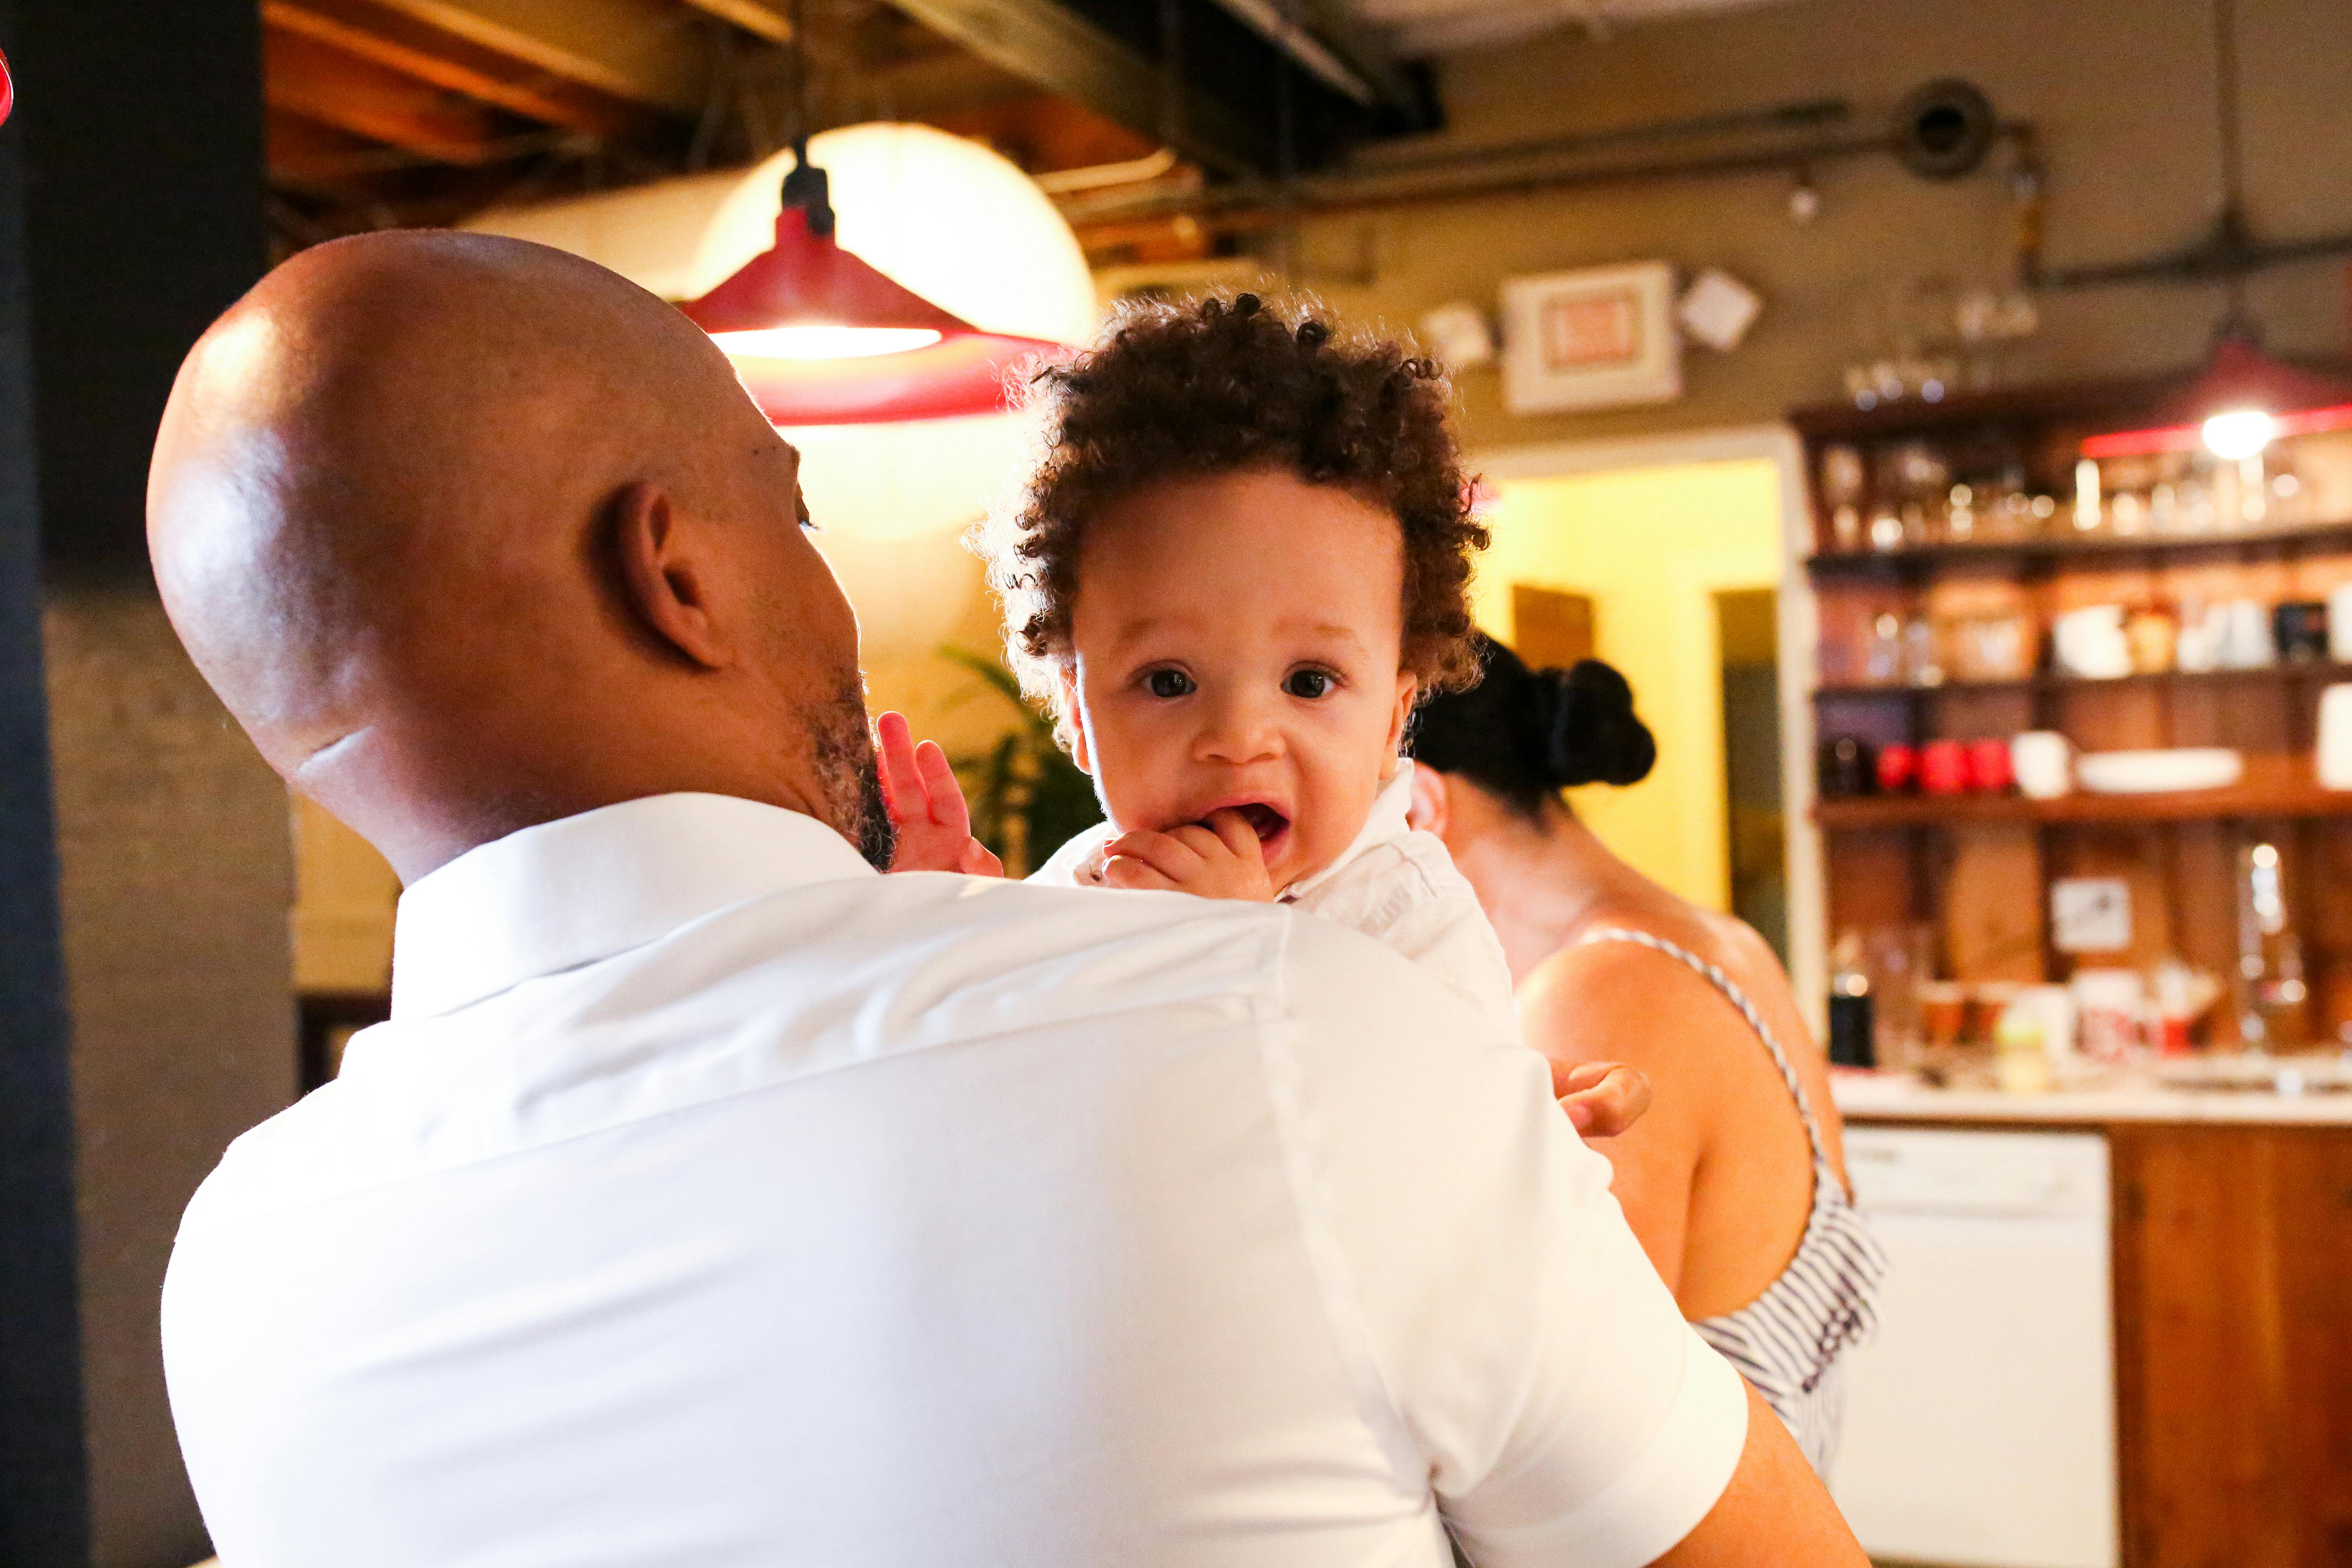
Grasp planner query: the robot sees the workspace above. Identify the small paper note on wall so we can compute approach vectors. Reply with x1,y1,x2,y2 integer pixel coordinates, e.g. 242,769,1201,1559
2051,877,2133,953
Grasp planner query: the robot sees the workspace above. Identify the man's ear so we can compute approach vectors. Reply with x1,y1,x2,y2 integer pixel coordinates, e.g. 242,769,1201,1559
611,480,733,670
1408,760,1450,837
1057,664,1094,775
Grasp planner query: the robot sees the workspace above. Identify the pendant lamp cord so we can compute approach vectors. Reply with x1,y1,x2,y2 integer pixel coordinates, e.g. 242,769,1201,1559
781,0,836,235
1275,0,1299,288
1158,0,1183,154
2212,0,2250,326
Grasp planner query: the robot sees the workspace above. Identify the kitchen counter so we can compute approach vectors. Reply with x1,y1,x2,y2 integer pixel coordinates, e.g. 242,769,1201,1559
1832,1067,2352,1125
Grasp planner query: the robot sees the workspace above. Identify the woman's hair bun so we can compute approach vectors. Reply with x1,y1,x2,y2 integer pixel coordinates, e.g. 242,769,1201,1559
1538,659,1656,788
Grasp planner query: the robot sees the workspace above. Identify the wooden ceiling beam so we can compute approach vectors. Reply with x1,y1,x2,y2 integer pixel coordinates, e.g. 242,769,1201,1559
878,0,1272,174
676,0,794,45
264,22,519,166
263,0,668,143
363,0,713,114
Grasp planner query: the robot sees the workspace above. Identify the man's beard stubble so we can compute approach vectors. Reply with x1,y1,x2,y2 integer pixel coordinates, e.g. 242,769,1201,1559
805,670,895,871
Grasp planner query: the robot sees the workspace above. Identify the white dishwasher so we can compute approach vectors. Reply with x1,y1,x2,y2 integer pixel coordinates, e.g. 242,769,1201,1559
1831,1126,2118,1568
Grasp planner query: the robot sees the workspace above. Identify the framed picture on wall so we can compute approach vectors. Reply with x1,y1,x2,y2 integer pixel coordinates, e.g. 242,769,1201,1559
1501,261,1682,414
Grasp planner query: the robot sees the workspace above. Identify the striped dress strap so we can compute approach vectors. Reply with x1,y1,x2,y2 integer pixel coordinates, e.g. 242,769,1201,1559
1573,926,1833,1172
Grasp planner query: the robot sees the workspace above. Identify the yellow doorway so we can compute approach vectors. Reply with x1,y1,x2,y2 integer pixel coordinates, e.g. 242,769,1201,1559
1471,457,1785,913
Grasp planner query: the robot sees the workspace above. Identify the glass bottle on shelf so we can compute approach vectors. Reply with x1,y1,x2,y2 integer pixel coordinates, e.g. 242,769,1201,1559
1828,930,1876,1068
2236,837,2308,1051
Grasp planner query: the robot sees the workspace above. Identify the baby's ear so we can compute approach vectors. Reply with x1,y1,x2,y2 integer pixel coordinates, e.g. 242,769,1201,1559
1057,664,1094,774
1385,670,1418,755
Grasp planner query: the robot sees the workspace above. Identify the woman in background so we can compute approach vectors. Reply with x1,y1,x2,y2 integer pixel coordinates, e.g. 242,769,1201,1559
1408,635,1884,1471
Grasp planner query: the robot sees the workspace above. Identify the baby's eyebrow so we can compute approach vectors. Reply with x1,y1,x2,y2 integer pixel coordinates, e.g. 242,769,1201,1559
1290,621,1371,652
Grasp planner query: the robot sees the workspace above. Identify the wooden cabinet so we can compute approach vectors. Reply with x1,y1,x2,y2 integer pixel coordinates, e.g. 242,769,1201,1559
2108,1123,2352,1568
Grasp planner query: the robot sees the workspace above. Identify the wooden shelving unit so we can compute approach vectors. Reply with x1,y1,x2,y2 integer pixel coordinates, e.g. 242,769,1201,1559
1815,755,2352,829
1806,514,2352,575
1788,364,2352,1048
1813,662,2352,702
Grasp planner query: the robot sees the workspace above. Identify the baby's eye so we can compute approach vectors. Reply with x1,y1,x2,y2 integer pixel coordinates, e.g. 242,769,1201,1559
1284,668,1335,699
1145,668,1196,699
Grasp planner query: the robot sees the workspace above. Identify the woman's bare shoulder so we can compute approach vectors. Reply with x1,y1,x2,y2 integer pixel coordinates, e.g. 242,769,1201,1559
1521,917,1737,1071
1523,902,1804,1059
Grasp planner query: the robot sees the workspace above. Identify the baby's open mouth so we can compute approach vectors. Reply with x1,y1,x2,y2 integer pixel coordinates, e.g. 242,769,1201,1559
1228,803,1289,843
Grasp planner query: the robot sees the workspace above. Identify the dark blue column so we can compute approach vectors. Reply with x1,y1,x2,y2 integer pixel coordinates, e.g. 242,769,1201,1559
0,4,294,1564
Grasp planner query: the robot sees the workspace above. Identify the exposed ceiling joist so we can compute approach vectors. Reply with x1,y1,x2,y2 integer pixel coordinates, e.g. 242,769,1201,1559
263,0,668,142
677,0,795,44
363,0,713,114
263,23,521,165
882,0,1272,173
266,109,407,185
1224,0,1418,116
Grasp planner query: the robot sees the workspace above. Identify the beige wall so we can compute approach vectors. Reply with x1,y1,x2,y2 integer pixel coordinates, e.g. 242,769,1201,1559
1298,0,2351,452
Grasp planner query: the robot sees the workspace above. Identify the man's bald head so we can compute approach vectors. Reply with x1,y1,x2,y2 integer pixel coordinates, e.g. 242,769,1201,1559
150,230,886,881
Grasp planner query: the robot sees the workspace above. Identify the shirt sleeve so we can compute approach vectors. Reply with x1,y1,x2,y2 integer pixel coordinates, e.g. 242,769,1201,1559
1269,915,1748,1568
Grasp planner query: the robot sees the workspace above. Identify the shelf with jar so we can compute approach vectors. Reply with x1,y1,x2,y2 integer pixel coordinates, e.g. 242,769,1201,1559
1790,365,2352,1064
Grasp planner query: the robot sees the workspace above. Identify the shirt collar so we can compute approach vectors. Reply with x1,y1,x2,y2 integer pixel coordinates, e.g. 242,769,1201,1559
1282,760,1416,903
391,792,878,1022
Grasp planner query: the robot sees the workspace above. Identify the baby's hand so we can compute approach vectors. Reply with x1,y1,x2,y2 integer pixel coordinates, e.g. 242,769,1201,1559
1555,1060,1653,1138
1099,809,1275,902
876,711,1004,878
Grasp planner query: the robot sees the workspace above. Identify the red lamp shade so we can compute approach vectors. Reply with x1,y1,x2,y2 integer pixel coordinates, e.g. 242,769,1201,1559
1,47,14,129
679,207,1064,426
2082,332,2352,459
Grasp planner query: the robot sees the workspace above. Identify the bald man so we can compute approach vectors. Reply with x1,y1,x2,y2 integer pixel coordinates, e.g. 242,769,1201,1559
151,232,1862,1568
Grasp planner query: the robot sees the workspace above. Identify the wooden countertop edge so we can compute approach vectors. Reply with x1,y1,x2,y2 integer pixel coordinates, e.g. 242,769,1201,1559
1834,1085,2352,1128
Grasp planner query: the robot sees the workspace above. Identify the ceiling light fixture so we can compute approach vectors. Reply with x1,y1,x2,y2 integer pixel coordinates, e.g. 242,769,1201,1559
677,140,1067,426
676,0,1067,428
1,46,14,128
2075,0,2352,463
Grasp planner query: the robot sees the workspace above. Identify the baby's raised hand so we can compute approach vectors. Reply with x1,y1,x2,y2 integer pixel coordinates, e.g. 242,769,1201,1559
1098,809,1275,902
876,711,1004,877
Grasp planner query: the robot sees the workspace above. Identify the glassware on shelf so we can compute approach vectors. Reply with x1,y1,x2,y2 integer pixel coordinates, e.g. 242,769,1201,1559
1903,615,1945,686
1820,444,1866,552
1867,506,1905,552
2176,596,2228,671
1947,609,2034,682
1820,444,1866,506
2073,457,2102,533
2236,454,2267,526
1864,612,1905,684
2236,838,2308,1051
1944,483,1976,540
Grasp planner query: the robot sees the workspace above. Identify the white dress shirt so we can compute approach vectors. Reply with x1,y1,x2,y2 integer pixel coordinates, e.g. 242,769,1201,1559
163,793,1744,1568
1031,762,1522,1039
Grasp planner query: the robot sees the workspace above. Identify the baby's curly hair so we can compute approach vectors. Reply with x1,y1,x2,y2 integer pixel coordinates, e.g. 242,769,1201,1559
980,293,1488,730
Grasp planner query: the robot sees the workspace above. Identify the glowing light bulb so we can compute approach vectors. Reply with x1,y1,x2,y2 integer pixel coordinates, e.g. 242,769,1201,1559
2201,408,2276,460
711,325,942,361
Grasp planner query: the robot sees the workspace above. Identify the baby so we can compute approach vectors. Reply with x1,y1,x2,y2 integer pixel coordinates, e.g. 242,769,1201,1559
879,293,1519,1040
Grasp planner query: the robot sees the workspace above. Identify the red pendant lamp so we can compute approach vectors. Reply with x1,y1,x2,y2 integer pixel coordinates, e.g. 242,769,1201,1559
678,148,1063,427
1,47,15,129
2081,324,2352,461
2076,0,2352,464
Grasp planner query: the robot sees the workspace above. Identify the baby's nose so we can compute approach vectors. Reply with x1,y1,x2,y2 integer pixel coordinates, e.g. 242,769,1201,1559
1196,692,1283,762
